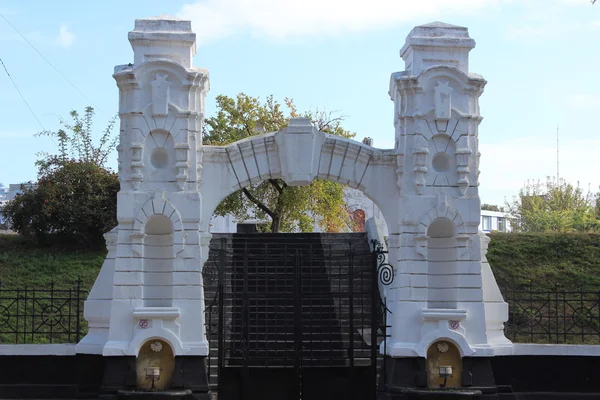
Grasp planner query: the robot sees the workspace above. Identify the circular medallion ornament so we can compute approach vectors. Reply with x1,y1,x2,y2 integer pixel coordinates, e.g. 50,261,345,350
41,305,63,327
138,319,149,329
449,320,460,330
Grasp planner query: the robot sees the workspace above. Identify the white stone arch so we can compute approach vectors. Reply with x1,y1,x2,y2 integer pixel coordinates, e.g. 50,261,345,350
420,333,474,358
128,331,186,358
201,120,397,233
418,201,466,237
415,197,470,260
132,196,186,257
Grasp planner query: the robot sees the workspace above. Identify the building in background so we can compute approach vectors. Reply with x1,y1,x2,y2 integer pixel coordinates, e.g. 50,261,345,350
7,183,36,201
0,183,37,229
480,209,516,233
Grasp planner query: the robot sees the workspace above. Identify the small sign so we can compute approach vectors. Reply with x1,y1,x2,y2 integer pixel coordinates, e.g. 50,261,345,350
139,319,149,329
449,320,460,330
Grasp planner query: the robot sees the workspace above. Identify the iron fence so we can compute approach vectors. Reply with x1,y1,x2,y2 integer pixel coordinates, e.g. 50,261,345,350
502,284,600,344
1,276,599,346
0,279,87,344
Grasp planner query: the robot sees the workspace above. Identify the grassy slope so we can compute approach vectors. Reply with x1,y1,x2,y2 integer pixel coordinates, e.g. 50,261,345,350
0,234,105,290
1,232,599,344
1,232,599,293
486,232,600,291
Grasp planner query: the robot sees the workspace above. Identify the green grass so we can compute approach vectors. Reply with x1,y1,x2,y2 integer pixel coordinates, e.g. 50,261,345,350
1,231,599,293
0,234,105,290
486,232,600,291
1,232,599,344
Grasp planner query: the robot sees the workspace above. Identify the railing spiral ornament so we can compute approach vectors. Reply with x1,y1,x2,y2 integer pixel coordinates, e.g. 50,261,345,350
378,261,394,286
371,239,394,286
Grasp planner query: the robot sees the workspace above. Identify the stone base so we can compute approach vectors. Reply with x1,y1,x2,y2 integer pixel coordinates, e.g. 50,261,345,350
117,389,192,400
100,356,211,400
381,356,498,399
380,354,600,399
0,353,104,399
382,388,484,399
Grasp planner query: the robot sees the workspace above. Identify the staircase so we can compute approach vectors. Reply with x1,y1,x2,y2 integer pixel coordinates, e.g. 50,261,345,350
202,233,379,390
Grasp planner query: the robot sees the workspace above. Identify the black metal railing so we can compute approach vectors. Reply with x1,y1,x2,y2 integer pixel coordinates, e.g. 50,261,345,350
2,275,599,348
0,279,87,344
502,284,600,345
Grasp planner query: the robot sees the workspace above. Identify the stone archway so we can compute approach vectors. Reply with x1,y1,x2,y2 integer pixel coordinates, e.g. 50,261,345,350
200,118,397,237
77,16,512,400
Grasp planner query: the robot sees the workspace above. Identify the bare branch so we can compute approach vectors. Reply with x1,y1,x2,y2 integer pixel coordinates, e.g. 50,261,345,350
242,187,274,218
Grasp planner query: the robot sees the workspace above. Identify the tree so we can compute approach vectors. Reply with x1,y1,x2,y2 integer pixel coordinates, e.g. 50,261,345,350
506,178,599,233
481,203,501,212
204,93,356,233
2,107,119,247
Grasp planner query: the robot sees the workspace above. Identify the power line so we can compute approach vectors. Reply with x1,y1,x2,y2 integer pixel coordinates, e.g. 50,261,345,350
1,58,45,131
0,12,109,118
1,57,57,147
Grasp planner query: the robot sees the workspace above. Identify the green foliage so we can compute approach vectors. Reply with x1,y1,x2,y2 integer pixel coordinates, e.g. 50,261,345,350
204,93,356,233
1,107,119,248
481,203,501,212
37,106,118,166
506,179,600,232
2,161,119,248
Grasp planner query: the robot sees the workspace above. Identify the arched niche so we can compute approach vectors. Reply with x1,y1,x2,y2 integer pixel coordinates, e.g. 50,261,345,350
426,340,463,388
144,129,176,184
136,339,175,390
427,218,457,309
143,215,174,307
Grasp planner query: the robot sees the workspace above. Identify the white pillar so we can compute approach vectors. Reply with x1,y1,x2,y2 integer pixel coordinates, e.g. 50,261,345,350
83,16,210,357
387,22,510,357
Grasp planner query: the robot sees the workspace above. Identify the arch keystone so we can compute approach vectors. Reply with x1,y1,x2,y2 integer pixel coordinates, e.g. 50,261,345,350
275,118,326,186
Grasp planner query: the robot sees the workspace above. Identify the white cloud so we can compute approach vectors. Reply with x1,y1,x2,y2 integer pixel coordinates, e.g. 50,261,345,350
53,24,75,48
479,137,600,205
178,0,504,43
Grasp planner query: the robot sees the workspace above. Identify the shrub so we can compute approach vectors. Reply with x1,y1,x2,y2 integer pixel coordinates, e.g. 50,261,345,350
2,159,118,248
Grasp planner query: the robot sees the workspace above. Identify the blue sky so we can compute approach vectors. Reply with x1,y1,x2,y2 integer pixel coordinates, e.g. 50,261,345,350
1,0,599,207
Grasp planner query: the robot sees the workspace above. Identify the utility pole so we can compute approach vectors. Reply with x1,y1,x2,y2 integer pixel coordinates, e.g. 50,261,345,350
557,125,560,186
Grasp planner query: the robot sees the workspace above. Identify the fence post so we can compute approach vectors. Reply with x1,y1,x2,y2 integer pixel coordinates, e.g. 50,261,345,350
76,277,82,343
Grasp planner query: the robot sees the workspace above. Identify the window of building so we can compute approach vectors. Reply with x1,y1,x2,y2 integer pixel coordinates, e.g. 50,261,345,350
482,216,492,231
497,217,506,232
351,209,366,232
